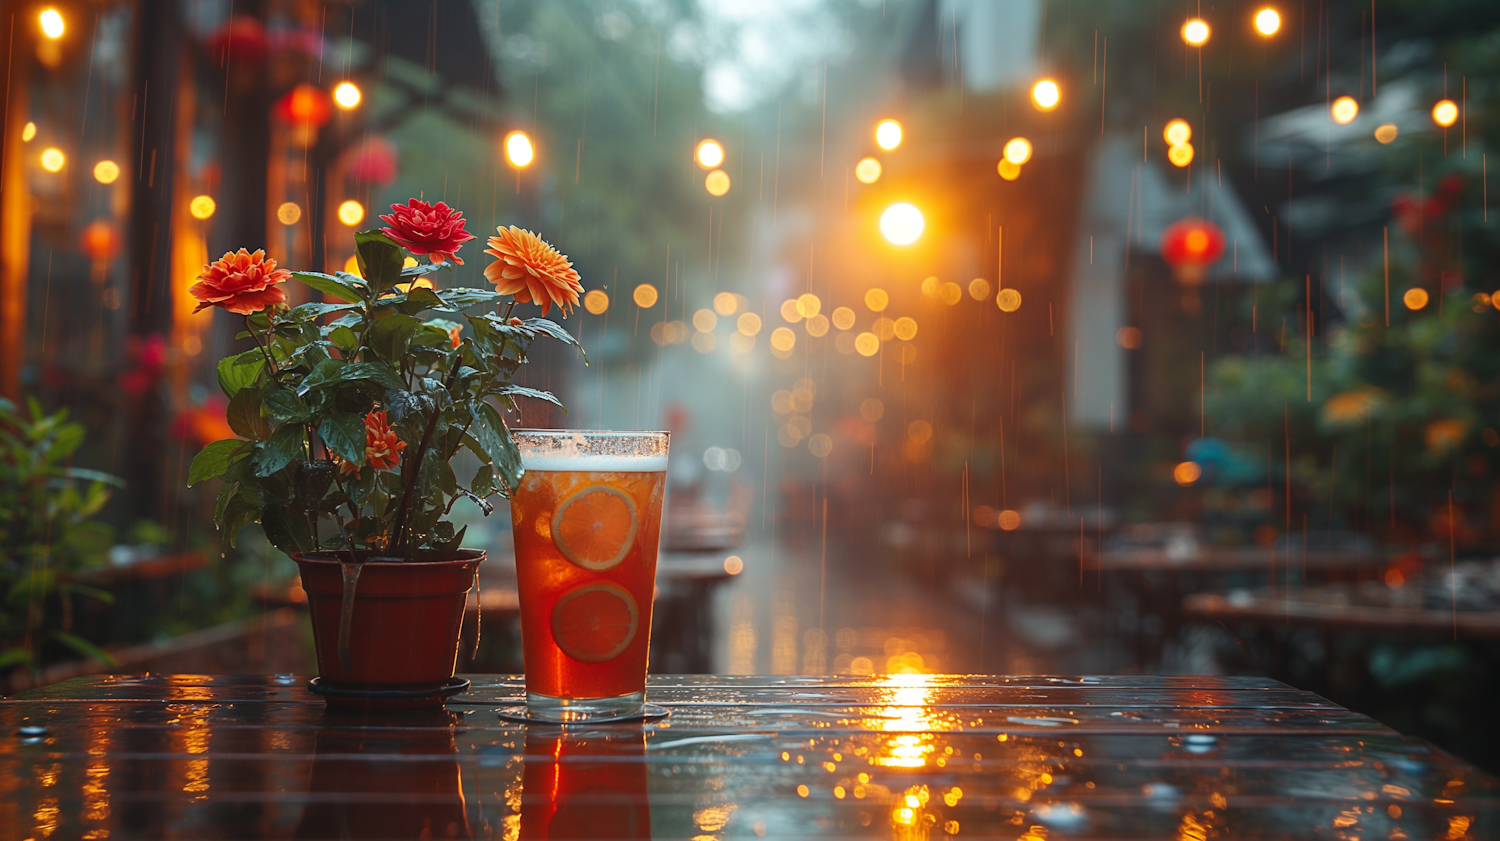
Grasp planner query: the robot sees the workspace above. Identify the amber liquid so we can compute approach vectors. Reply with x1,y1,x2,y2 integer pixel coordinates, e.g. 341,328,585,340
510,468,665,699
519,727,652,839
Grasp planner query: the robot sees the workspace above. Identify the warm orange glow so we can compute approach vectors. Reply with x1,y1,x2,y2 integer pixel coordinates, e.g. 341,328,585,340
1116,326,1142,349
21,121,35,141
724,555,743,575
333,82,361,109
737,312,762,336
865,288,889,312
189,195,217,220
1164,119,1192,146
92,160,119,184
713,292,738,315
1182,18,1210,46
1174,461,1202,486
40,148,64,172
1032,79,1060,110
781,298,803,322
505,131,535,167
997,159,1022,181
1168,143,1195,167
1331,96,1359,125
584,289,609,315
1375,123,1399,144
998,509,1021,530
1003,137,1033,165
693,308,718,332
1432,100,1459,128
696,139,724,169
39,9,64,39
276,202,302,225
770,327,796,352
855,157,882,183
633,283,659,308
893,317,917,340
880,203,923,245
855,332,880,356
343,254,361,276
1403,287,1429,310
705,169,731,196
1254,8,1280,35
996,288,1022,312
875,120,902,150
797,293,821,318
968,278,991,300
337,200,364,226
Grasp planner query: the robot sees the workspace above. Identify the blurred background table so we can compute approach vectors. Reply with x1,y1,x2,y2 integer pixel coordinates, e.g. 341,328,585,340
3,674,1495,839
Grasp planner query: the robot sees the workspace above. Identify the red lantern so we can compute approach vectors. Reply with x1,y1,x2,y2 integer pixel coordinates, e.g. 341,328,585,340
1160,218,1226,285
79,220,121,262
274,84,333,129
207,16,268,65
345,136,398,185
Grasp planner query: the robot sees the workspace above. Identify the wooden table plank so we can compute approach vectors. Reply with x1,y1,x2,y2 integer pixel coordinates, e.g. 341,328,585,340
1,674,1493,839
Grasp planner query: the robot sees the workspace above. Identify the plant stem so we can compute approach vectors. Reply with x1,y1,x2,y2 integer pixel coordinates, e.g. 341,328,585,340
389,360,461,556
243,316,284,385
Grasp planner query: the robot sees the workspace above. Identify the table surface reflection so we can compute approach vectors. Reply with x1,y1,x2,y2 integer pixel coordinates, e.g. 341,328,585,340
2,674,1493,839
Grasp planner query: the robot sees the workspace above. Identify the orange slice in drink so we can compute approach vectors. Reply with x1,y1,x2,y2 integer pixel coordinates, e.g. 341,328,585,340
550,581,639,663
551,484,638,570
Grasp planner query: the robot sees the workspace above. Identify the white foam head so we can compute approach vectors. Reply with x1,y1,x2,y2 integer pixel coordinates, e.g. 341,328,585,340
520,454,668,473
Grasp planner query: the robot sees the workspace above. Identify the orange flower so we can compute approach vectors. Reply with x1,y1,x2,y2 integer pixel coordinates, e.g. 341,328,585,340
363,410,405,471
189,249,291,315
483,226,583,318
448,326,463,348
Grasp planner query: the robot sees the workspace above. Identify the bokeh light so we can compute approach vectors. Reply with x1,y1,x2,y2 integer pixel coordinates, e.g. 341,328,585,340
337,200,364,226
1331,96,1359,125
333,82,361,109
865,288,889,312
633,283,659,308
805,314,829,337
584,289,609,314
693,308,718,332
92,160,119,184
276,202,302,225
343,254,361,276
723,556,743,575
996,288,1022,312
21,122,35,141
770,327,797,352
808,433,833,458
997,159,1022,181
797,293,821,318
832,307,856,330
855,332,880,356
705,169,731,196
781,298,804,322
1173,461,1202,486
189,195,217,220
1375,123,1399,144
1116,326,1143,349
1167,143,1195,167
860,398,884,421
696,139,724,168
873,317,897,340
1432,100,1459,127
40,148,65,172
894,317,918,340
1403,287,1429,310
1254,8,1280,35
1181,18,1210,46
855,157,882,183
1163,119,1192,146
1032,79,1060,110
505,131,535,167
713,292,738,315
998,510,1022,530
879,203,924,245
938,283,962,306
737,312,762,336
692,332,715,353
875,119,902,150
1003,137,1032,165
39,9,64,39
968,278,991,299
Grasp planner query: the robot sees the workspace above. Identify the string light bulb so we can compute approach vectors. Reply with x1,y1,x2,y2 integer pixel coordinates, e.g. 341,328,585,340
875,120,902,151
1254,8,1280,35
1432,100,1459,128
1031,79,1060,111
333,82,361,109
505,131,535,167
39,9,64,39
879,203,924,246
1182,18,1210,45
1331,96,1359,125
696,139,724,169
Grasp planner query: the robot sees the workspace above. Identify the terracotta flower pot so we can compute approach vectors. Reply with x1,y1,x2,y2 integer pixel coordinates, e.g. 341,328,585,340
293,550,483,710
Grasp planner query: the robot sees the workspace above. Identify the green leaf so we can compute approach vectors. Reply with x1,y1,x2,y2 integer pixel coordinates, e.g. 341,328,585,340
437,288,503,310
0,648,31,669
217,351,265,399
227,387,272,441
263,388,312,423
333,361,406,391
396,287,448,315
213,477,240,524
370,314,422,363
296,358,347,395
188,438,249,487
354,230,405,293
51,632,116,667
328,325,360,354
292,271,368,303
471,463,496,497
400,260,453,278
497,384,565,410
318,413,367,464
524,317,588,360
252,424,306,477
288,301,362,321
470,402,525,490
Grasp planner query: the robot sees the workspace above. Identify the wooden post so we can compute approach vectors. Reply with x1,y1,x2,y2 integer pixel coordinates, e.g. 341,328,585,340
0,18,32,401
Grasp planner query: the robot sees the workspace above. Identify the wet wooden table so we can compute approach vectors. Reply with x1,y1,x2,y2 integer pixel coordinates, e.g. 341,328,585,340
2,675,1494,839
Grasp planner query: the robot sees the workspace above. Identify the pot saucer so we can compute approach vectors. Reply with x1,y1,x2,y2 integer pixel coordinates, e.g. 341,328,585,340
495,703,669,724
309,676,471,711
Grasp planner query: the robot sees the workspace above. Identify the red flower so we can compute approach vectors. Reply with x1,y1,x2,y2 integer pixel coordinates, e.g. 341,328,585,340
363,410,405,472
380,199,476,265
189,249,290,315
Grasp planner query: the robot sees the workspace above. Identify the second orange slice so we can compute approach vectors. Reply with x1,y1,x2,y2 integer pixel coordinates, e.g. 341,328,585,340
551,484,638,570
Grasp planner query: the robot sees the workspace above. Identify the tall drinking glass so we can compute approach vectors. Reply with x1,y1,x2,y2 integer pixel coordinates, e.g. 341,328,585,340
506,430,669,722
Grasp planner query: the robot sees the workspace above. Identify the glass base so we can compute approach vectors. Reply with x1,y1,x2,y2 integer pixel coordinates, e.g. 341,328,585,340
495,690,668,724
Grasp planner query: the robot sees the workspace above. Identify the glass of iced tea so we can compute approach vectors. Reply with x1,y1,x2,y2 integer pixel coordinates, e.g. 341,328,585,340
505,430,669,722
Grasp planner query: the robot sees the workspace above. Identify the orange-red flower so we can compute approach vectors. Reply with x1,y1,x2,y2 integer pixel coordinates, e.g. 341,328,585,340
380,198,476,265
189,249,291,315
448,326,463,348
483,226,583,318
363,410,405,471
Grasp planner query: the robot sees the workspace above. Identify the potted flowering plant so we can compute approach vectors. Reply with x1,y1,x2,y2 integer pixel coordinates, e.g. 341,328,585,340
187,198,585,708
